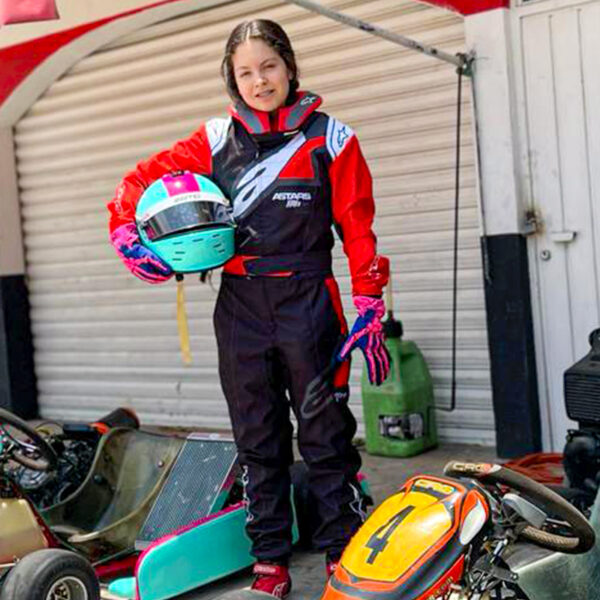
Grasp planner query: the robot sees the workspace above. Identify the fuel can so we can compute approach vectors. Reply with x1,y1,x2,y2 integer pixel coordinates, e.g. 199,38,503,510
361,318,438,457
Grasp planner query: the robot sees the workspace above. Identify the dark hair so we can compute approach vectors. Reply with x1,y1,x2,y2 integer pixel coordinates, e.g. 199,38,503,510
221,19,300,105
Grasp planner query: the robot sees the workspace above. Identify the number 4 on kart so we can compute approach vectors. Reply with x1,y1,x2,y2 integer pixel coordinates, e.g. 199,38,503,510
365,506,415,564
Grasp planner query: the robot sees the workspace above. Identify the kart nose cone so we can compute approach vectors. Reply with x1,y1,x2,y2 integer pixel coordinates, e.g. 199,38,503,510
320,577,349,600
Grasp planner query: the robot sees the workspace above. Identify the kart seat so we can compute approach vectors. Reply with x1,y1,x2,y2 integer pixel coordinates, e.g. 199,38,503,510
40,427,184,562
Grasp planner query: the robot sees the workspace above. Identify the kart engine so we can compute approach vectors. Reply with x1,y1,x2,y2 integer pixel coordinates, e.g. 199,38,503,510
8,408,139,509
563,328,600,506
9,424,100,509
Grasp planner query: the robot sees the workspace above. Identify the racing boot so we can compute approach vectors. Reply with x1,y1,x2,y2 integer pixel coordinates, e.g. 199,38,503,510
251,562,292,598
326,552,341,578
326,560,338,578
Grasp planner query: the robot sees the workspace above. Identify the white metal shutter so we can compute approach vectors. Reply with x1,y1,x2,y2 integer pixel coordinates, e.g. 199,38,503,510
14,0,493,444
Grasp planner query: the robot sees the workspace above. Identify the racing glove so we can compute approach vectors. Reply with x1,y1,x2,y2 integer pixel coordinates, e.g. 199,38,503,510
338,296,390,386
110,223,173,284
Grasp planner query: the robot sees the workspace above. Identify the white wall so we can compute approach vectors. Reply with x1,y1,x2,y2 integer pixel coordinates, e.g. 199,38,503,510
464,8,525,237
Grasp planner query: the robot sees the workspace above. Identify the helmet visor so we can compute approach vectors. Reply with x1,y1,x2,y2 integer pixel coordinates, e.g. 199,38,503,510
140,199,232,241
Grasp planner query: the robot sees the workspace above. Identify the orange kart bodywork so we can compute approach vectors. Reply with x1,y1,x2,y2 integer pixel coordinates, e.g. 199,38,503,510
322,475,490,600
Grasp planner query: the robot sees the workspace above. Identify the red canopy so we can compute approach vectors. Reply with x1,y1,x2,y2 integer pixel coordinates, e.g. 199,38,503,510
0,0,510,111
421,0,508,15
0,0,59,25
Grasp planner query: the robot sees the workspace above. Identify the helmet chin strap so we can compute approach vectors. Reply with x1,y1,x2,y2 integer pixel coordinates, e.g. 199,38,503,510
176,274,192,365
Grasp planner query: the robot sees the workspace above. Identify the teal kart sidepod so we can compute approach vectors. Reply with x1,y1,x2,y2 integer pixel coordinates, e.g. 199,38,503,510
107,466,371,600
135,171,234,274
108,503,299,600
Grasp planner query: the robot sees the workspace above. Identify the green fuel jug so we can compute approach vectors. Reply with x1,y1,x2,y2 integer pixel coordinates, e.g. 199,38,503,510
360,284,438,457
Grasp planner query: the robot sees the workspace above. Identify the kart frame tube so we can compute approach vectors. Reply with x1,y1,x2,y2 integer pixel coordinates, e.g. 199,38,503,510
285,0,470,72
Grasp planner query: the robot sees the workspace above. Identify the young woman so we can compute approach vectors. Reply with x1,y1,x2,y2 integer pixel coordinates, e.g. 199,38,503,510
108,19,390,598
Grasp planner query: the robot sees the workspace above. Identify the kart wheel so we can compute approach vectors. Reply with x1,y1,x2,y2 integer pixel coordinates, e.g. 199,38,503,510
0,549,99,600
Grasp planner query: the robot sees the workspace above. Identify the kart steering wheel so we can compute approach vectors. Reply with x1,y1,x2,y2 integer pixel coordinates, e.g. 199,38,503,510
444,461,596,554
0,408,58,472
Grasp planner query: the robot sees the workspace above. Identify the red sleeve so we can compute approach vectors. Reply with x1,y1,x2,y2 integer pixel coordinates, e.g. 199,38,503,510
329,134,389,296
107,123,213,234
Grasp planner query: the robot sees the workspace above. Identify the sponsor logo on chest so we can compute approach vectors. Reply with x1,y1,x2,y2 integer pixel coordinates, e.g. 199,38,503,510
272,191,313,208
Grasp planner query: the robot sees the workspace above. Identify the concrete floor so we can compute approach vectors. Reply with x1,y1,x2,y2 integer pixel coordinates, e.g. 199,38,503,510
177,442,499,600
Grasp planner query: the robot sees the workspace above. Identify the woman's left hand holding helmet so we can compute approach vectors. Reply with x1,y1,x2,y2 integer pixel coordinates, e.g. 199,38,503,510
110,222,173,284
338,295,390,385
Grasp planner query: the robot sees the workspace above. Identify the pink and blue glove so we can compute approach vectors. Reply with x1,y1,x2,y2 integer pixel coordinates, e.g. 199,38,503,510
110,223,173,284
338,296,390,385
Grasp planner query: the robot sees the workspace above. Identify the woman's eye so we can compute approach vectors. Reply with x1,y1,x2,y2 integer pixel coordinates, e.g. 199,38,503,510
238,72,250,78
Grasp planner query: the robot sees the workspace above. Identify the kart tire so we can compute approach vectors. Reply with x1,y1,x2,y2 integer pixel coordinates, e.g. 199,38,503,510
290,461,314,549
0,549,100,600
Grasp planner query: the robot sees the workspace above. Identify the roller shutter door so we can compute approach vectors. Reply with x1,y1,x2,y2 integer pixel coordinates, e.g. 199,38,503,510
14,0,494,444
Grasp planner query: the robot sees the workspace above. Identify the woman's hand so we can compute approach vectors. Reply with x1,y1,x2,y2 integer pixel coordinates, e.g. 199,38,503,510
337,296,390,385
110,223,173,284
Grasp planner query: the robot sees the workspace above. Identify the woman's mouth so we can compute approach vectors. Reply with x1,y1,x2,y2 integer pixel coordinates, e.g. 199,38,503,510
256,90,274,99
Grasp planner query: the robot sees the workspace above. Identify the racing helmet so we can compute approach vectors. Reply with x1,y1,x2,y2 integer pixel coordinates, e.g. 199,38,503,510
135,172,234,273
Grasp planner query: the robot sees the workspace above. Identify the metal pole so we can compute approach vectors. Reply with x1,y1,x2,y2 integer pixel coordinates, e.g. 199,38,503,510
286,0,468,71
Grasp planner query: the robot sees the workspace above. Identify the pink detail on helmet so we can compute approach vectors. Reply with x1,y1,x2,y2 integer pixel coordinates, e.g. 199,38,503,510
162,172,201,196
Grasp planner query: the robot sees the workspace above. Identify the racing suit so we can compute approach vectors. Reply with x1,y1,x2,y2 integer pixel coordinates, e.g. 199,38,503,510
107,91,389,561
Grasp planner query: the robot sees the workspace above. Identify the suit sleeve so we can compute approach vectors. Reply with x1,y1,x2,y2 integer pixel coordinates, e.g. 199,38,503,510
107,123,213,235
329,129,389,296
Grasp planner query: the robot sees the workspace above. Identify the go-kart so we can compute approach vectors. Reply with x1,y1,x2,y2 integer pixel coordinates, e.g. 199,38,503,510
0,405,176,599
0,407,346,600
5,404,598,600
319,461,598,600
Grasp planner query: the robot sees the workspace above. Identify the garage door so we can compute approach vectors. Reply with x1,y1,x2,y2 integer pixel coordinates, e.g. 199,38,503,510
13,0,494,444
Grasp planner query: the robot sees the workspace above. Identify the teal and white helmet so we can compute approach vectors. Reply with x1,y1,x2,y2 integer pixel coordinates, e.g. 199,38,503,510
135,172,234,273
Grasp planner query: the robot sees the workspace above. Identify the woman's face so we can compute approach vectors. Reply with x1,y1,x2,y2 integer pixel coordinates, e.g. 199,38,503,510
232,38,292,113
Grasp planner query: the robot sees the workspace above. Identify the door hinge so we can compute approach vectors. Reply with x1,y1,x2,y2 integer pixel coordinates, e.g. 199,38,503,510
523,209,542,236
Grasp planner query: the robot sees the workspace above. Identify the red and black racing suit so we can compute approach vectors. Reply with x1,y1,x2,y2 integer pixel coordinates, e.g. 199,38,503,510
107,92,389,561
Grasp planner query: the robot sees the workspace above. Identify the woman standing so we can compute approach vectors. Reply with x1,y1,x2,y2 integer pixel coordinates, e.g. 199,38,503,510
108,19,390,598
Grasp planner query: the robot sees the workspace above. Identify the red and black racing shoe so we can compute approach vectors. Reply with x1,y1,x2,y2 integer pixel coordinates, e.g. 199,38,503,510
325,551,341,578
325,559,338,578
251,562,292,598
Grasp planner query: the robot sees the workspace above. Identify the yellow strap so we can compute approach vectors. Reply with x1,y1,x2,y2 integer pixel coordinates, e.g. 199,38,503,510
385,270,394,313
176,278,192,365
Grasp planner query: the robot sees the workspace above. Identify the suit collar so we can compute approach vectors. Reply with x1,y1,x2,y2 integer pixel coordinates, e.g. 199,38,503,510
228,91,322,135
